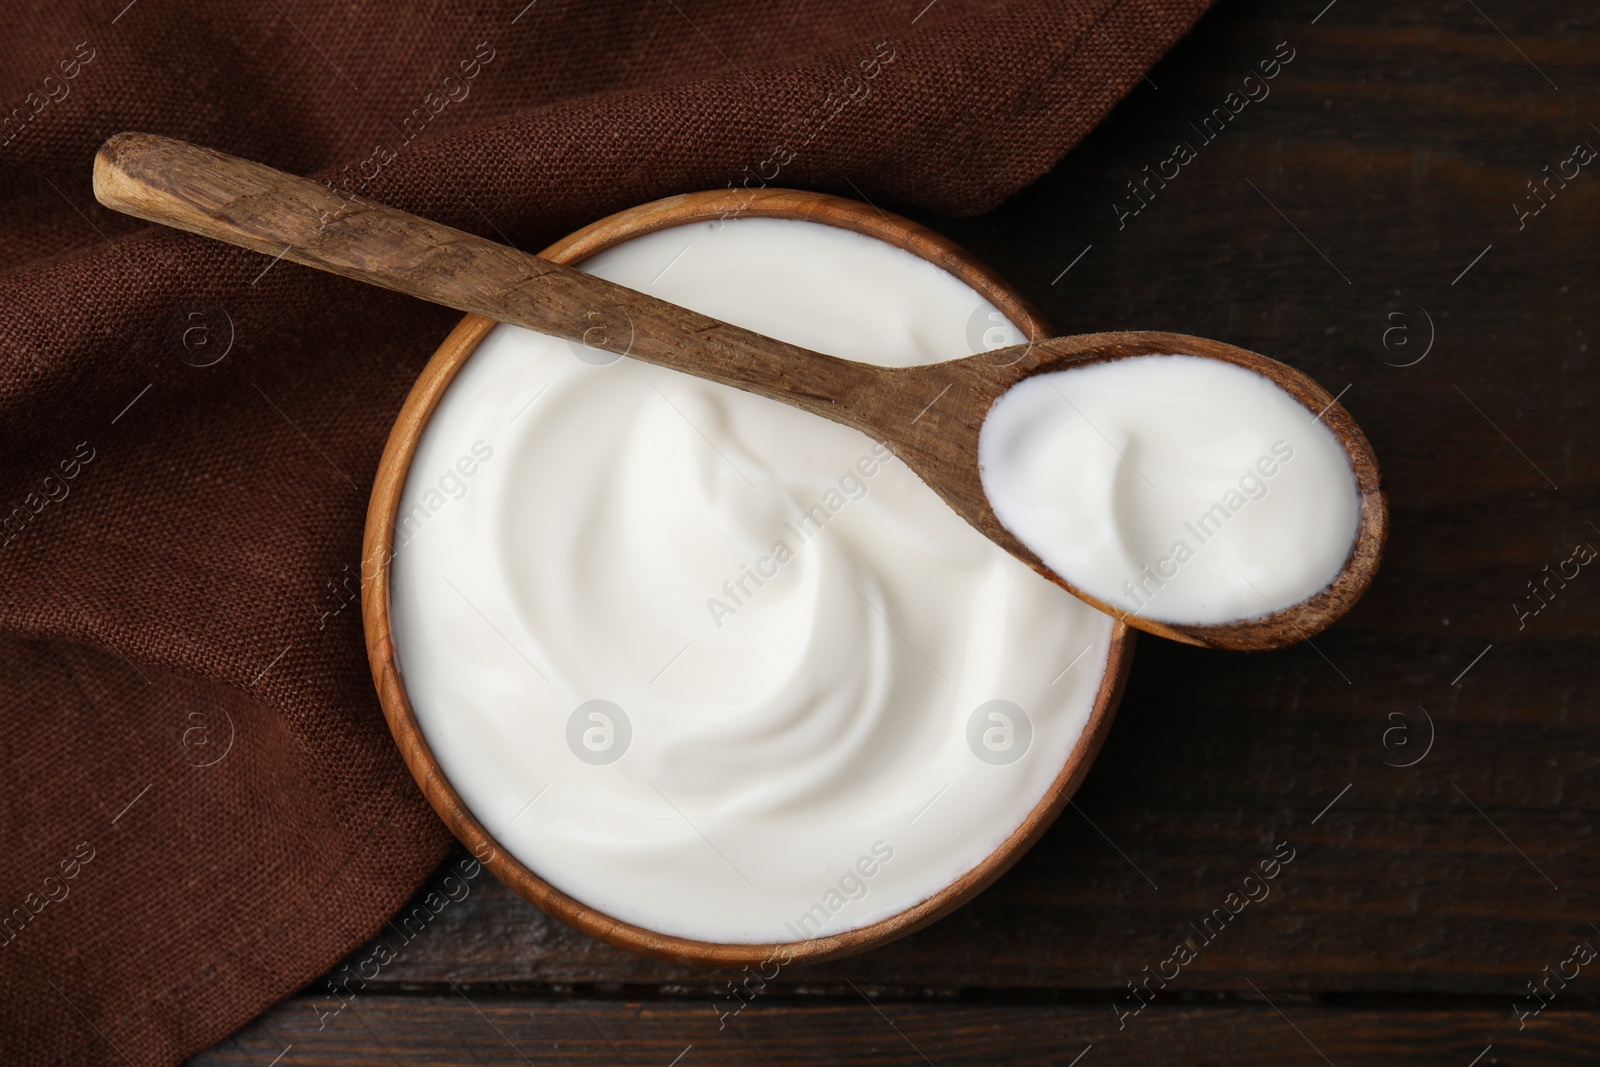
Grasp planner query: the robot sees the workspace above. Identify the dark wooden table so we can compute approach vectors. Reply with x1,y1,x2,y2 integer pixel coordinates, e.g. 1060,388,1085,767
194,1,1600,1062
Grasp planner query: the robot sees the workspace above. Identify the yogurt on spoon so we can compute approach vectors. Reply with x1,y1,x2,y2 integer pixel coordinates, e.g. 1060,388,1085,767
978,353,1362,626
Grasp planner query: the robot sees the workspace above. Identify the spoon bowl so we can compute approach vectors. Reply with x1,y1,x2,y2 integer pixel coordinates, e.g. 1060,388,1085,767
874,332,1386,650
92,131,1385,650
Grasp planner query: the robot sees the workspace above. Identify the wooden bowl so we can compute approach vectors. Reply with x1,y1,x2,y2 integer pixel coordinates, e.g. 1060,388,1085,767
362,188,1136,967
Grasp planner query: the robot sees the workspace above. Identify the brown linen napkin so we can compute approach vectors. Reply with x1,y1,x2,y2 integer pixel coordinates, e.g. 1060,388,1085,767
0,0,1211,1062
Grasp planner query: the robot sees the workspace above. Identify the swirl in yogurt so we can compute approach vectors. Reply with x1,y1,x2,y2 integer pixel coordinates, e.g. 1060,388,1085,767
389,217,1116,943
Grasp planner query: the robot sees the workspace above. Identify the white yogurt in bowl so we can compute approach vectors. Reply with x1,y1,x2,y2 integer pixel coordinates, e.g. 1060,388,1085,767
384,212,1122,947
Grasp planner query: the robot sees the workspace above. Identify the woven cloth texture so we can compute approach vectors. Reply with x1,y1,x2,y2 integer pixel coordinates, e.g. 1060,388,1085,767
0,1,1211,1062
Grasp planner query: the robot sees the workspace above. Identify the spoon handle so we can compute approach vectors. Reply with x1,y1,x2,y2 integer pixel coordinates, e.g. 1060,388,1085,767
93,132,889,425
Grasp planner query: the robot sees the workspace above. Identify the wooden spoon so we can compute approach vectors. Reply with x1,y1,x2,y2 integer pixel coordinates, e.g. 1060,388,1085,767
92,132,1385,651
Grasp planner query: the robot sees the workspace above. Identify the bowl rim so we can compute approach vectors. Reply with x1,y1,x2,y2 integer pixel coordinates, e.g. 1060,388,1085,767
361,186,1136,968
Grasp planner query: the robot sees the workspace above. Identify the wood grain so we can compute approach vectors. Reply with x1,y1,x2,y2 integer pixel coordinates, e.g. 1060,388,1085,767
193,997,1597,1065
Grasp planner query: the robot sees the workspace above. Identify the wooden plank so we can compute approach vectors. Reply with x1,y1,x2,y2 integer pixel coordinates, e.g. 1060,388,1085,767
194,998,1598,1065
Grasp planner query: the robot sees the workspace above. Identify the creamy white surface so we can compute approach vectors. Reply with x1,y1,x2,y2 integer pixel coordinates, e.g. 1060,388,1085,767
388,217,1115,944
978,354,1360,625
